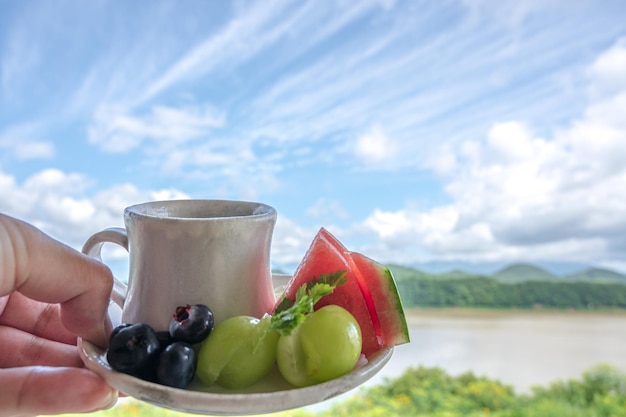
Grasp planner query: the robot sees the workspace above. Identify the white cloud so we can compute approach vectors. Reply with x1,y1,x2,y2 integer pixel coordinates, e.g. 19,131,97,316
306,198,350,220
0,168,192,280
587,37,626,98
137,1,280,105
0,18,41,100
271,215,320,267
23,169,92,194
361,38,626,268
2,1,625,274
138,1,388,107
461,0,559,29
354,126,398,166
0,123,55,160
12,141,55,160
160,144,245,176
0,168,189,250
88,103,225,153
485,122,536,162
363,206,496,256
0,169,95,237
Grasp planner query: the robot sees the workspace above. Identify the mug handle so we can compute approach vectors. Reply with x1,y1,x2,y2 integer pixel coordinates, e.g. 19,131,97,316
81,227,129,309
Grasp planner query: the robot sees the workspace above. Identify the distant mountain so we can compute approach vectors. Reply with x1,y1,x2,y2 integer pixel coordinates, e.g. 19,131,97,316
494,263,557,282
388,264,436,281
279,261,626,285
388,264,488,281
565,267,626,284
409,260,593,277
443,269,478,280
388,261,626,284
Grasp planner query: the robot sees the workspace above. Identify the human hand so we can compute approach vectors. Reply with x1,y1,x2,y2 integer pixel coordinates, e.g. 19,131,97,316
0,214,118,416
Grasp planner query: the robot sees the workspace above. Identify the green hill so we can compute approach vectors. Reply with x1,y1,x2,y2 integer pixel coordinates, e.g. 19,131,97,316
441,269,477,280
391,262,626,310
388,262,626,284
388,264,435,281
388,265,483,281
565,267,626,284
493,263,556,282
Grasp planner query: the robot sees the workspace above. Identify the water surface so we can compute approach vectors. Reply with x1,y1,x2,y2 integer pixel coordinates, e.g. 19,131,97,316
311,309,626,410
374,309,626,392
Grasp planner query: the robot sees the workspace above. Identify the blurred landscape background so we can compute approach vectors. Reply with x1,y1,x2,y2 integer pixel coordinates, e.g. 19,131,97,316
2,1,626,416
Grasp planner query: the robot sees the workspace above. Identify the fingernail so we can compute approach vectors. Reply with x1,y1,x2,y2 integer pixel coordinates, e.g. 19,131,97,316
96,388,118,411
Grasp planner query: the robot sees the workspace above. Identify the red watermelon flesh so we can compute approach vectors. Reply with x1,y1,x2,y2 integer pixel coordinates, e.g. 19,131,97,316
346,251,410,348
274,229,381,356
314,228,384,347
318,228,409,349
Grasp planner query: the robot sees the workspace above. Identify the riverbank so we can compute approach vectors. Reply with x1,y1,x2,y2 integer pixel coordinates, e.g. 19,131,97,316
310,364,626,417
405,306,626,318
384,307,626,395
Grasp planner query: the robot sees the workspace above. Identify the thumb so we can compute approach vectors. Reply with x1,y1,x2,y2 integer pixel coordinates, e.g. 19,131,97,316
0,367,117,417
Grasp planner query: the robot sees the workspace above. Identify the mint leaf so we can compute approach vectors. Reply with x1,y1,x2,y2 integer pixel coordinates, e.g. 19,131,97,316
270,270,347,335
273,296,294,314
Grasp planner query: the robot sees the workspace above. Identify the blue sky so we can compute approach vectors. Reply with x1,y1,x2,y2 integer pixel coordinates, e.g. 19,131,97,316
1,0,626,275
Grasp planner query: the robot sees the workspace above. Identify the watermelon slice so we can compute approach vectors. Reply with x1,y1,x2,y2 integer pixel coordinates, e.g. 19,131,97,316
314,228,383,348
274,228,410,356
276,229,381,355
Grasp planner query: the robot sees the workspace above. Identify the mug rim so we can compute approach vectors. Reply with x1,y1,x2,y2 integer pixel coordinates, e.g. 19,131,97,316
124,199,276,221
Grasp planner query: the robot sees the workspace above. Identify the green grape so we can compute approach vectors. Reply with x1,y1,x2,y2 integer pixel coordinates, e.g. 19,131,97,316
277,305,362,387
196,315,279,389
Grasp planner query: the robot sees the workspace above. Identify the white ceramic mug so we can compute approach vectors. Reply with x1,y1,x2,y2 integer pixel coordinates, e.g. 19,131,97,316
82,199,277,332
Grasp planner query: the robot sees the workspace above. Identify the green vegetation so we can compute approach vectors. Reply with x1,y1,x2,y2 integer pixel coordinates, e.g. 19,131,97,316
494,263,556,282
566,267,626,283
314,365,626,417
60,365,626,417
493,263,626,284
391,264,626,309
390,263,626,284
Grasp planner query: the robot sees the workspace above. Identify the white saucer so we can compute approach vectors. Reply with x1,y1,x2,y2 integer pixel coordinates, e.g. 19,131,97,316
79,338,392,415
78,275,394,416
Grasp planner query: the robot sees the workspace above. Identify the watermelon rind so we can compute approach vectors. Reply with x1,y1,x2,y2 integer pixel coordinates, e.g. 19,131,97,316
317,228,409,347
348,251,410,347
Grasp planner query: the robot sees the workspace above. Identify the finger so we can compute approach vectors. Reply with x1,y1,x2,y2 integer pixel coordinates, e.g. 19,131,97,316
0,366,117,417
0,214,113,347
0,325,82,368
0,293,76,345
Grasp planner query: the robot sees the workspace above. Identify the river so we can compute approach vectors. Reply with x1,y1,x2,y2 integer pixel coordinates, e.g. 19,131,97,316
309,309,626,410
